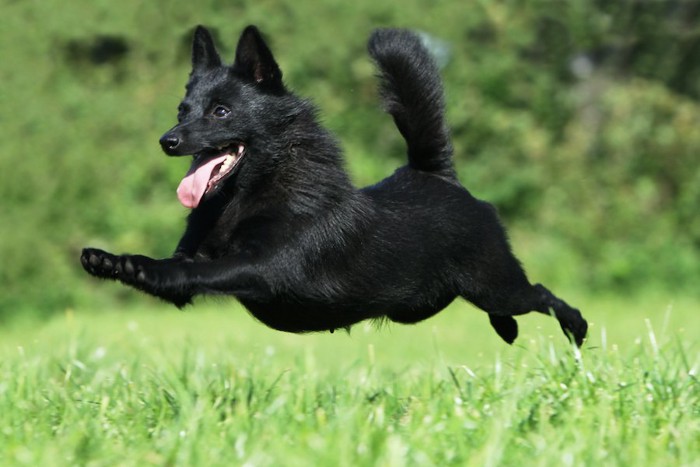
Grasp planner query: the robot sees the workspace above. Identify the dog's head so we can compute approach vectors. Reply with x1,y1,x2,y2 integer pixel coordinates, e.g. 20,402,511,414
160,25,290,209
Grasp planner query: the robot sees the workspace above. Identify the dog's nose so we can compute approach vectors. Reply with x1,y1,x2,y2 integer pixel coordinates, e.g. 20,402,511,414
159,134,181,151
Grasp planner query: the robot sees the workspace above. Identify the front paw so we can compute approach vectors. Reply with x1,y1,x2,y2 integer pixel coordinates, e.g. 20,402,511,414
81,249,192,306
81,248,119,279
80,248,149,285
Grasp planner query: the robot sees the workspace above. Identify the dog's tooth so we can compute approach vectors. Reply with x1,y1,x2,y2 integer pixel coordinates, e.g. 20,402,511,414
220,154,235,170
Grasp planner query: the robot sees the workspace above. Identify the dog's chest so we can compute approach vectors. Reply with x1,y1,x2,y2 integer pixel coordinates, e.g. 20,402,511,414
194,220,240,259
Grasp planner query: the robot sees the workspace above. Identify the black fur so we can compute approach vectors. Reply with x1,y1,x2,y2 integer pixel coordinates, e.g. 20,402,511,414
81,26,588,346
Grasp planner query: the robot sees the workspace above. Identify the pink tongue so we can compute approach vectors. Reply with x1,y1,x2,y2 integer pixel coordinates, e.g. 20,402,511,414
176,155,229,209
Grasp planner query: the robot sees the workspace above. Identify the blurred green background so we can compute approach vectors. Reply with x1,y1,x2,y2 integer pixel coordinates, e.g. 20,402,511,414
2,0,699,319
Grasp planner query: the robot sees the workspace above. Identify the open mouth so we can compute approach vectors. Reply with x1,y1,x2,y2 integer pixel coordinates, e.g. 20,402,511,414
176,142,246,209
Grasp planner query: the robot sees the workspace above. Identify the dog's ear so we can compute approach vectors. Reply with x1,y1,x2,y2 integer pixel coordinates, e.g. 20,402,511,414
192,26,222,73
232,25,284,92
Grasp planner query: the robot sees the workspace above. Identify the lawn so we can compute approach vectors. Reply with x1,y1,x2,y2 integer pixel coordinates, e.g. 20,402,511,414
1,292,697,466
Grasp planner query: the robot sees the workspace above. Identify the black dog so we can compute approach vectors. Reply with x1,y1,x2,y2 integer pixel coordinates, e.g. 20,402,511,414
81,26,588,346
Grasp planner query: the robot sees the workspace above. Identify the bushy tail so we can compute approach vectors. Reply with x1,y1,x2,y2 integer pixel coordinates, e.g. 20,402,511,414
368,29,454,176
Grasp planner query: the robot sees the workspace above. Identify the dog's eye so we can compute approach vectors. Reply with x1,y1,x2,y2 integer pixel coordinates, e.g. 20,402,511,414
212,105,231,119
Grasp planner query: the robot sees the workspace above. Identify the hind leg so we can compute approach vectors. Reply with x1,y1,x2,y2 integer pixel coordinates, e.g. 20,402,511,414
530,284,588,347
488,315,519,344
466,283,587,346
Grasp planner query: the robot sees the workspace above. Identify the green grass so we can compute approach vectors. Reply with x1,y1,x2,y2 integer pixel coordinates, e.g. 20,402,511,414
1,294,698,466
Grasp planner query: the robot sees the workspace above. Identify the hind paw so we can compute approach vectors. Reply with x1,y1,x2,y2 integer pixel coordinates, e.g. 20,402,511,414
489,315,519,344
561,315,588,348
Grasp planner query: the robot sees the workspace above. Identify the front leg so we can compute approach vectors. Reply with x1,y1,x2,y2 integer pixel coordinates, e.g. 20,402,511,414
81,248,193,307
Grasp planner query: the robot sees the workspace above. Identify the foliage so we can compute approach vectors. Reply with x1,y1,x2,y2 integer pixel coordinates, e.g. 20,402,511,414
1,0,699,317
